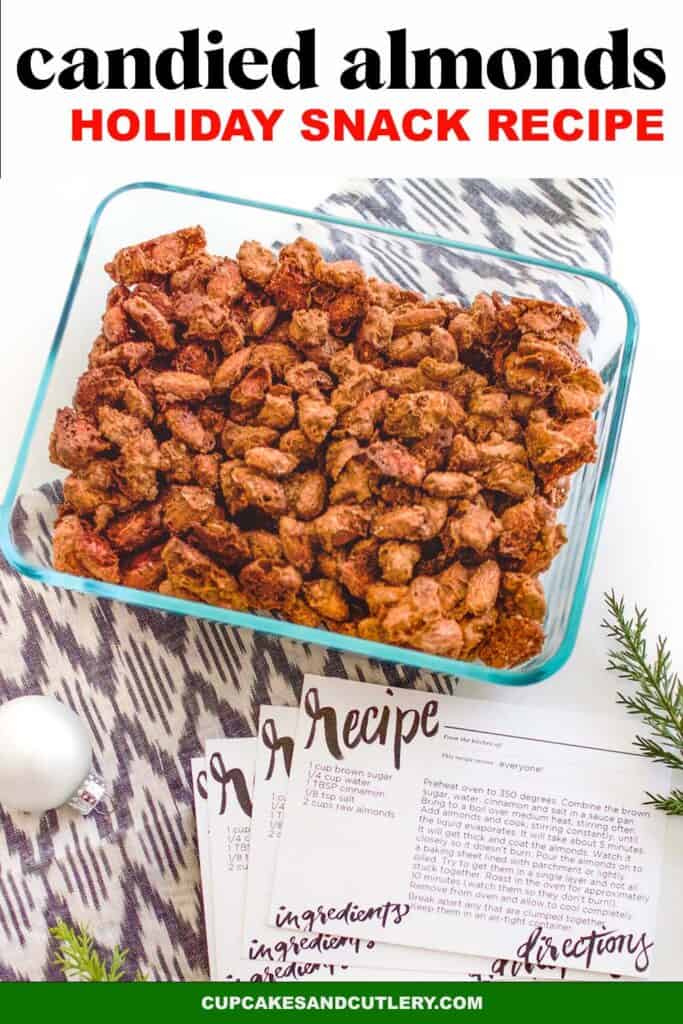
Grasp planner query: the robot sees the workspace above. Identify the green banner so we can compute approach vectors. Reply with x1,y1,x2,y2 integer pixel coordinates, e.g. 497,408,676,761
1,981,682,1022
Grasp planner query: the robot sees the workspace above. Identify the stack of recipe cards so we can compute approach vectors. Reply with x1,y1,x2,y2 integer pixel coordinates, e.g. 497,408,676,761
192,675,670,982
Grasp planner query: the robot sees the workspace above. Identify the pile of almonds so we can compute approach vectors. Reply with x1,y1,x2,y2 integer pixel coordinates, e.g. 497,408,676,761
49,226,602,668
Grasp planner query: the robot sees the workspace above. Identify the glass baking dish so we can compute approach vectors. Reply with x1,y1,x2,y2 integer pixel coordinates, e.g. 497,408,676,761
0,181,638,686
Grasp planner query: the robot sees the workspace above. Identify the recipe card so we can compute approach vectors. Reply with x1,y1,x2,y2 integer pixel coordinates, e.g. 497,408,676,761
205,735,368,980
198,741,363,982
203,738,257,982
271,675,670,977
243,706,382,969
245,705,612,982
191,757,218,980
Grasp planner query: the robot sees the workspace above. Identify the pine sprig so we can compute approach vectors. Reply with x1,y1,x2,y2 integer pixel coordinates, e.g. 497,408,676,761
645,789,683,815
602,592,683,815
50,919,147,982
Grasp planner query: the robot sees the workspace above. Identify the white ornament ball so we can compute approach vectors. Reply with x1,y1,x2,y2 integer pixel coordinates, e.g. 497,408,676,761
0,696,94,813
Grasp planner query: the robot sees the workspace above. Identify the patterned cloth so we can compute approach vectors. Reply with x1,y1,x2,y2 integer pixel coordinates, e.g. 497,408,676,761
0,179,613,981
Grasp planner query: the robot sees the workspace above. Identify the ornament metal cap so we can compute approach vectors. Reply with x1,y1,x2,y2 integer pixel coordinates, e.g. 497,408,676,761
67,770,107,816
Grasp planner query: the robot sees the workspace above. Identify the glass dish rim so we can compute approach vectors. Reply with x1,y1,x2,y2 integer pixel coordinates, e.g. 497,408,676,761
0,179,639,687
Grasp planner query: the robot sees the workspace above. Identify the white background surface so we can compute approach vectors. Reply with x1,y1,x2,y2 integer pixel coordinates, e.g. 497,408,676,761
0,0,681,980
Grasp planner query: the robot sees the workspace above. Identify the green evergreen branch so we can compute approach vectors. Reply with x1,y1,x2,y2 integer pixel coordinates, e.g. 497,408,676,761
644,789,683,815
49,919,148,982
603,592,683,814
